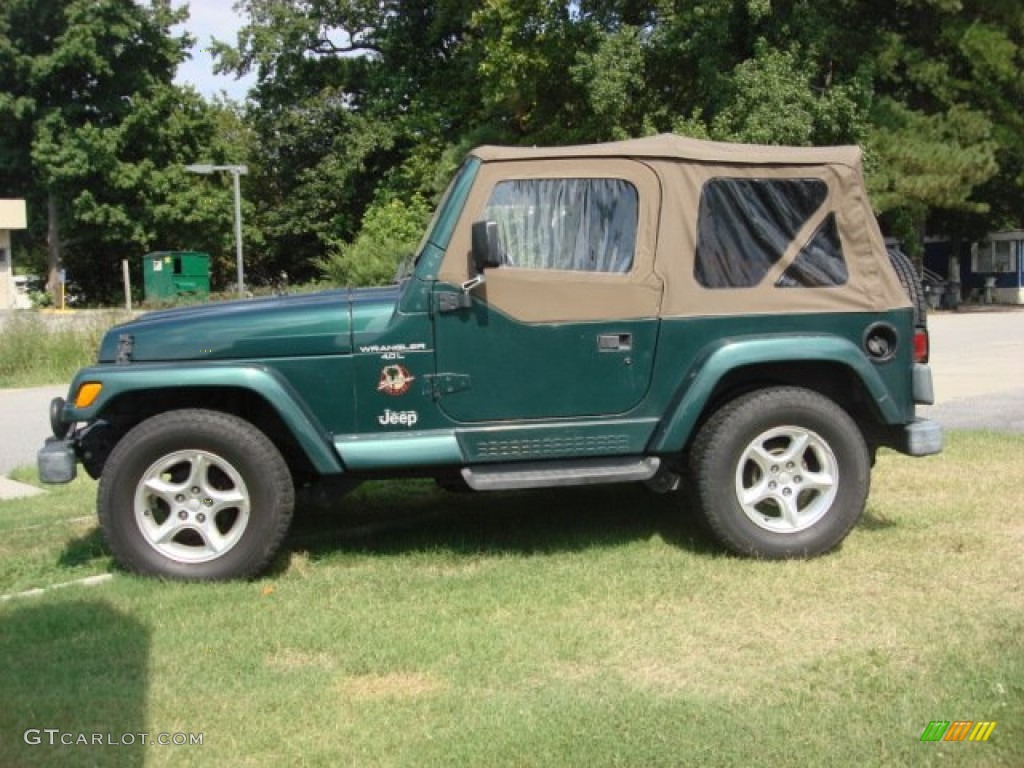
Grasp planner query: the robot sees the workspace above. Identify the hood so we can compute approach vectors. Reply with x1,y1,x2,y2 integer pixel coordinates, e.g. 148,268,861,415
98,286,403,363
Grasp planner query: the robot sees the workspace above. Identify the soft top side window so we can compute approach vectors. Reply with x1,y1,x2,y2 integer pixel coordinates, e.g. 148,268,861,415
695,177,843,288
776,213,848,287
484,178,638,273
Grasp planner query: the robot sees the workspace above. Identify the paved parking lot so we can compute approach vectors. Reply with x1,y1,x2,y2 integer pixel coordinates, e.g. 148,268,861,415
0,385,66,476
918,309,1024,432
1,308,1021,476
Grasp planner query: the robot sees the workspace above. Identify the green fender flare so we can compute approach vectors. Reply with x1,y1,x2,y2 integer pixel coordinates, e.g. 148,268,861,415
649,335,900,453
61,363,343,474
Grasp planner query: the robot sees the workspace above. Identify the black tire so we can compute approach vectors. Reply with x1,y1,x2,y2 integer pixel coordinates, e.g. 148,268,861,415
98,409,294,580
887,247,927,327
688,387,869,558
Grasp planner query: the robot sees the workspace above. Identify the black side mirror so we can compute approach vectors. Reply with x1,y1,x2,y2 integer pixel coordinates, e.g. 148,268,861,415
471,220,505,273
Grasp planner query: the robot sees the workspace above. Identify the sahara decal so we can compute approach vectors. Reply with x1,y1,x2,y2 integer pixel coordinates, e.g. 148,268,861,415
378,365,416,396
378,409,419,427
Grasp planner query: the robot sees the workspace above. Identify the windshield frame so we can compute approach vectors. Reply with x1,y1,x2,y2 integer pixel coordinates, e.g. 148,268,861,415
412,157,481,280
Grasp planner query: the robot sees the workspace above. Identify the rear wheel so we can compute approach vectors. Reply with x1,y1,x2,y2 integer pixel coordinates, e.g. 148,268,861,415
98,409,294,580
688,387,869,558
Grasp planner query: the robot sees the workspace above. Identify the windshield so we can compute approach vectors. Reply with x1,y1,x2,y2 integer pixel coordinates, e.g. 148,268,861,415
408,157,480,279
392,161,479,284
393,251,416,283
422,159,475,249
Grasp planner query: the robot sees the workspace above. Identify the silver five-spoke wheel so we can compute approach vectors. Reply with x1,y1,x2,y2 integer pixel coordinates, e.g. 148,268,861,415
688,387,869,558
135,450,251,563
735,426,838,533
99,409,294,580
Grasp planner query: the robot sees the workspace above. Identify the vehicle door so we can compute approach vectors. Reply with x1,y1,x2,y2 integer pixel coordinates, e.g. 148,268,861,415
432,158,663,422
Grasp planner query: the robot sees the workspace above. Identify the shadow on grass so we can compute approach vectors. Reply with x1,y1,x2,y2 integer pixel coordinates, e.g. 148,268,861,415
859,506,899,531
58,527,109,569
285,481,719,563
0,600,148,767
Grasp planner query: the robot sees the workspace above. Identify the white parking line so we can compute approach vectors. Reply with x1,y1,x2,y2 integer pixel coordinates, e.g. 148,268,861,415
0,573,113,602
5,515,94,533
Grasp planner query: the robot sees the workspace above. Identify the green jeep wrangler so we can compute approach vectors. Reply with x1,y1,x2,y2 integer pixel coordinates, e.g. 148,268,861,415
38,134,942,580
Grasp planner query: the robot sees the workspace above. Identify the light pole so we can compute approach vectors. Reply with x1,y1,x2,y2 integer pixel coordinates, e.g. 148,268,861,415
185,164,248,297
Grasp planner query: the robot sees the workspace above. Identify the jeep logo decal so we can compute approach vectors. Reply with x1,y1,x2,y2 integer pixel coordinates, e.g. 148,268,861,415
378,409,418,427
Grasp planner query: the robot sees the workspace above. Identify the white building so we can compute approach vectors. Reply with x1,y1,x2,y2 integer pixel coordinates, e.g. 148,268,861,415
971,231,1024,305
0,200,28,309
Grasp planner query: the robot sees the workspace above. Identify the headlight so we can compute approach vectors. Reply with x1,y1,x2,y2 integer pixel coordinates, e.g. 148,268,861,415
49,397,70,438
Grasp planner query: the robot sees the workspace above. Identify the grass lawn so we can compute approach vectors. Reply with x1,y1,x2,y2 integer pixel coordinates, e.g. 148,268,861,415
0,431,1021,767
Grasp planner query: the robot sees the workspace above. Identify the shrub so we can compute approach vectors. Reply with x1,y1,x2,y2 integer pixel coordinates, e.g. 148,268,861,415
316,195,432,287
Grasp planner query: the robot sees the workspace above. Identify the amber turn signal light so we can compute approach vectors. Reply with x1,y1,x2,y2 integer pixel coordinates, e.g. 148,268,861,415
74,382,103,408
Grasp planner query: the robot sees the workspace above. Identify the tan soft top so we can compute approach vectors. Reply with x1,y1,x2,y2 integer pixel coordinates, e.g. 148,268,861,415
441,134,909,322
471,134,863,169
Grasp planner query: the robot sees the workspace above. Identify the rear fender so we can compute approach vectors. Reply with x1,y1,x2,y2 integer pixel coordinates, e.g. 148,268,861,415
649,335,901,453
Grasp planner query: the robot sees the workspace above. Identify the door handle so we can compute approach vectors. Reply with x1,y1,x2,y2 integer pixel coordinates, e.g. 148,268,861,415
597,333,632,352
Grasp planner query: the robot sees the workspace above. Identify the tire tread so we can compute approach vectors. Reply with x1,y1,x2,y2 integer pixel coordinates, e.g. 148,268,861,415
887,247,927,327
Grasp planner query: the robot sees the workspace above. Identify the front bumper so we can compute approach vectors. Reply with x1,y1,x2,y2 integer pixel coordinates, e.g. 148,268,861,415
38,437,77,484
38,396,78,484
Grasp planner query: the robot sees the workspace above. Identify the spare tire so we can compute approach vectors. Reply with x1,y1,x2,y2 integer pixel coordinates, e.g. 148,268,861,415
887,247,927,327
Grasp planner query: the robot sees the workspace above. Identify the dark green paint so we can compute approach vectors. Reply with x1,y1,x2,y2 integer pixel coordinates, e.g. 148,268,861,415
650,332,897,452
335,430,462,470
99,290,352,362
70,248,920,475
456,418,659,463
64,363,342,474
432,285,659,421
643,311,916,452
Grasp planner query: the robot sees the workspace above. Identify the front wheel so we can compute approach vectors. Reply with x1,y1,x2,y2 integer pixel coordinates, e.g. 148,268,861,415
98,409,294,580
688,387,869,558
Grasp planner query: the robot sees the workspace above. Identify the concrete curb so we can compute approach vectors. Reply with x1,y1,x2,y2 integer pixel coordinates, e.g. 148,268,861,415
0,475,44,500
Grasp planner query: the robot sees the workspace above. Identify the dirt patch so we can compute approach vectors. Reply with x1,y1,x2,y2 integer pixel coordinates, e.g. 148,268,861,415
334,672,445,700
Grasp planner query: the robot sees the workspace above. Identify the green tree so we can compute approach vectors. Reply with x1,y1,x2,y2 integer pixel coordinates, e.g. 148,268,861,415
0,0,239,302
708,43,868,146
849,0,1006,249
222,0,1022,282
239,94,401,285
218,1,496,283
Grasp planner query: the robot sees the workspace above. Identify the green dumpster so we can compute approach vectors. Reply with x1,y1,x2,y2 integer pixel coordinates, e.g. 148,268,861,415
142,251,210,301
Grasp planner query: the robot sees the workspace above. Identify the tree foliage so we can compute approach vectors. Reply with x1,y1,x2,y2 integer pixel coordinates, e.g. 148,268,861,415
220,0,1022,276
0,0,247,301
3,1,1023,299
314,193,432,286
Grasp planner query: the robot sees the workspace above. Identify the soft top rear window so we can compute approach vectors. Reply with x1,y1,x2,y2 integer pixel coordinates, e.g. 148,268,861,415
695,177,828,288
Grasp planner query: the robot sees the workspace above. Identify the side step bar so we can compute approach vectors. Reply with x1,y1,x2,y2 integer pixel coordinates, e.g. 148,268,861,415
461,457,660,492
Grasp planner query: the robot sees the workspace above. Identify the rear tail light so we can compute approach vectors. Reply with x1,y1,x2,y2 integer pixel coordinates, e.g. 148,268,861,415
913,328,929,364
